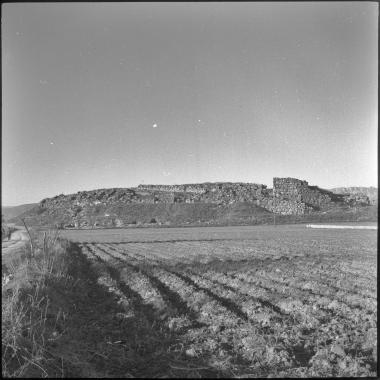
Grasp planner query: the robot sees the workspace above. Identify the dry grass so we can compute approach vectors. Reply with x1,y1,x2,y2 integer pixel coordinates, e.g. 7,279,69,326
2,229,72,377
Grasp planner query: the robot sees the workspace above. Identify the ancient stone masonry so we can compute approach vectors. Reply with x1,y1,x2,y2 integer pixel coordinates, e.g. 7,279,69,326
300,186,332,209
38,178,371,226
138,184,206,194
266,177,334,214
270,199,309,215
273,177,308,199
262,177,371,215
137,182,268,204
343,193,371,206
331,187,376,204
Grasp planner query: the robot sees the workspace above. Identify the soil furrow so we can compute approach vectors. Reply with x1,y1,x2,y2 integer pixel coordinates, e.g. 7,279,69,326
88,244,204,328
240,271,377,314
169,270,250,322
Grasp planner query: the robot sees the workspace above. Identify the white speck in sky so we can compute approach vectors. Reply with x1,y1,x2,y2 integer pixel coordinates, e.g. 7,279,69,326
198,119,201,122
163,171,171,177
50,141,54,145
152,123,158,128
39,79,48,85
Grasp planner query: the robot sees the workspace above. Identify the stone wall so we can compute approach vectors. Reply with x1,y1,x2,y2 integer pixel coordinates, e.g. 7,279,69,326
138,184,207,194
273,178,307,200
38,178,371,222
137,180,319,215
137,182,268,204
331,187,377,204
300,186,332,209
270,199,309,215
343,193,371,206
270,178,333,214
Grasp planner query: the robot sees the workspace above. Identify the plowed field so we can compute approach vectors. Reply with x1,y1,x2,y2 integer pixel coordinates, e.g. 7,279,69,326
62,225,377,377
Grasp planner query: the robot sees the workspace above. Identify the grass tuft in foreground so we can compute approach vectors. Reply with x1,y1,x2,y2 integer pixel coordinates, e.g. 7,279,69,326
2,229,74,377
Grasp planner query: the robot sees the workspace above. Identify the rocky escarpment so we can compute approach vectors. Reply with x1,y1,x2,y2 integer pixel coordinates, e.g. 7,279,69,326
17,178,374,228
330,187,377,205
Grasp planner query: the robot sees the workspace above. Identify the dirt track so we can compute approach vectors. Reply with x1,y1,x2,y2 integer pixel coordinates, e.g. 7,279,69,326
2,227,29,256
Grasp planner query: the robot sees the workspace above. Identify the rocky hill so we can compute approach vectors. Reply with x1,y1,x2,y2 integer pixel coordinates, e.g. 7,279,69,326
330,187,377,204
13,178,376,228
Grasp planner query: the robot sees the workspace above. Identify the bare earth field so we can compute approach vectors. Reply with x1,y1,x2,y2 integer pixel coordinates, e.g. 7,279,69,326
60,224,377,377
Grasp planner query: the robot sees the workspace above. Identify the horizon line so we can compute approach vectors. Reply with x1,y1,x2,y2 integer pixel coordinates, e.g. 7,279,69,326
2,179,378,207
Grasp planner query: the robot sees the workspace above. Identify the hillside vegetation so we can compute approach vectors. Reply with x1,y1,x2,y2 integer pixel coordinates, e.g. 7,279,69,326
13,202,274,228
2,203,38,221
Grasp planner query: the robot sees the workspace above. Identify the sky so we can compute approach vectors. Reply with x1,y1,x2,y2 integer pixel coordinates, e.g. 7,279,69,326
2,2,378,206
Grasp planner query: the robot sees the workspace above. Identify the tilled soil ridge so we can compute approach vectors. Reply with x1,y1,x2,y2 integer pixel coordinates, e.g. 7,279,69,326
52,243,225,378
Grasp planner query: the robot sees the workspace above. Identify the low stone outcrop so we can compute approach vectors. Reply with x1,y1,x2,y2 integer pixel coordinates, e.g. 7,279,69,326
330,187,376,205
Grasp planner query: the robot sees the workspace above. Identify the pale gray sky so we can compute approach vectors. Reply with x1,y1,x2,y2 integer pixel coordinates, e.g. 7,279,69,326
2,2,378,205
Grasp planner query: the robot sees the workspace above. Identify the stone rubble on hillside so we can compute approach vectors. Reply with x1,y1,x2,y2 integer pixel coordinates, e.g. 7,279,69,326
37,177,372,226
330,187,377,205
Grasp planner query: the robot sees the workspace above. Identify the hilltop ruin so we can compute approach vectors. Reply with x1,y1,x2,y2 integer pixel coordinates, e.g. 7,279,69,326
24,177,374,228
39,177,370,216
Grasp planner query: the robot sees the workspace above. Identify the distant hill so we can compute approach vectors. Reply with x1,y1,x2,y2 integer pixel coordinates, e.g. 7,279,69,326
330,187,377,204
10,178,377,229
2,203,38,221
